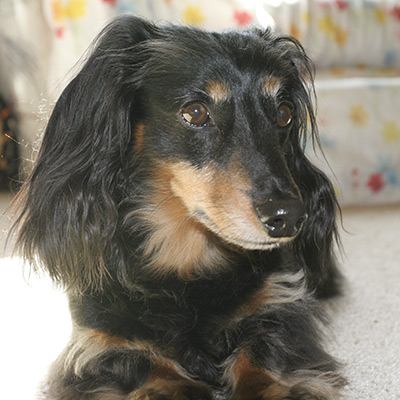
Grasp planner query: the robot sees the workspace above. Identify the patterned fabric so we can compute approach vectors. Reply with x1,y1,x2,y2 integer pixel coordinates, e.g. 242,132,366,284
261,0,400,68
312,68,400,206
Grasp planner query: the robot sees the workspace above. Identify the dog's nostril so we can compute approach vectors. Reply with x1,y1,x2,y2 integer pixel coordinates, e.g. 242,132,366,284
295,215,307,231
266,217,286,233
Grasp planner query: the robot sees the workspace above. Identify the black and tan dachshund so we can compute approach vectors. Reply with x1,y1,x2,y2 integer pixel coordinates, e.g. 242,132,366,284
13,15,344,400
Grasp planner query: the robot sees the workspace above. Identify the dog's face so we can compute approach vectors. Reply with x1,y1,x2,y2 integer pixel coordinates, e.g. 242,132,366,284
15,16,338,293
133,29,311,251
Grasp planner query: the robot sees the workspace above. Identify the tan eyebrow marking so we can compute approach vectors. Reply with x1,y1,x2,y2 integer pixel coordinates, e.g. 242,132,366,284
262,76,281,97
206,81,231,103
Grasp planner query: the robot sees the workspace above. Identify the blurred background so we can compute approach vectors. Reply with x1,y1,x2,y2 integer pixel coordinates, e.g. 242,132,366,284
0,1,399,399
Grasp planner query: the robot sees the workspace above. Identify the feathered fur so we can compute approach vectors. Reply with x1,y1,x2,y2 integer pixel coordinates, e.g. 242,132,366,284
12,16,344,400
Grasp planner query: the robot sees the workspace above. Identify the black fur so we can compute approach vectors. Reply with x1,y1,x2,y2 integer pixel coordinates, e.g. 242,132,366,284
13,16,344,400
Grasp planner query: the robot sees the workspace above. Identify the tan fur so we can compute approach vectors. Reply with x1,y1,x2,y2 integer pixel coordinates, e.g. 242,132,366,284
225,350,285,400
234,270,308,322
166,160,276,250
206,81,230,103
265,270,310,305
224,350,343,400
262,76,281,97
61,328,137,377
130,378,211,400
58,328,181,379
133,164,230,279
129,349,210,400
137,157,294,277
134,124,146,153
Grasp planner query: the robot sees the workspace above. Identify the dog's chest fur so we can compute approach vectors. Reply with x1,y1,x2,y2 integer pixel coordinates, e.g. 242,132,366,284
69,251,283,383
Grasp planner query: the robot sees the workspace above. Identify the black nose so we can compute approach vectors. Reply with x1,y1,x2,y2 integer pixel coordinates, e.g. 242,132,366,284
256,199,307,238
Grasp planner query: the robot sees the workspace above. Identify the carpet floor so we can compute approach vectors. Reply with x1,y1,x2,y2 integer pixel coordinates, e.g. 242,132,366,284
1,193,399,399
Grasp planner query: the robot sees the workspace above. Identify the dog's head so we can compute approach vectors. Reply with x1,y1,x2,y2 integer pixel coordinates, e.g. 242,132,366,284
15,16,339,293
133,24,312,252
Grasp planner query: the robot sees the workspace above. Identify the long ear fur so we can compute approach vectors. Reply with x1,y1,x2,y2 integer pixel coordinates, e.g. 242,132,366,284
292,154,342,298
268,32,342,297
13,16,157,293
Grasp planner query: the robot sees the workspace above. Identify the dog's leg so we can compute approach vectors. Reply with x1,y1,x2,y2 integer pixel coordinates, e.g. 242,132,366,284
225,350,343,400
220,271,344,400
43,328,212,400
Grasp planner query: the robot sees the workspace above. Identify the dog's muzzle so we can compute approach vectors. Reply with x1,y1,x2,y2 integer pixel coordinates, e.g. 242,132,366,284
256,199,307,238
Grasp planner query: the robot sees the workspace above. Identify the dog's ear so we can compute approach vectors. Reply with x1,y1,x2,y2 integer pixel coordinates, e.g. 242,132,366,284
290,153,342,298
14,16,157,293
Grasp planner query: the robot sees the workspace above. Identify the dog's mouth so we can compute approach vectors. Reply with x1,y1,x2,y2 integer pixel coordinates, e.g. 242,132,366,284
191,208,288,251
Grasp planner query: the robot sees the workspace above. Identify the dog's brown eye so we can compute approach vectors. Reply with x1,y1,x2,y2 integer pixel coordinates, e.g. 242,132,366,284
181,103,209,126
277,104,292,127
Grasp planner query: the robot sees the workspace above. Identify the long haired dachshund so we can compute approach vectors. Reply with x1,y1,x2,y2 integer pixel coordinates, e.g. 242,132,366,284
14,15,344,400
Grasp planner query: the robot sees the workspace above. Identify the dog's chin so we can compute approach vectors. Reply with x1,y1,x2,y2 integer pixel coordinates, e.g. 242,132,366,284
220,235,295,252
193,211,292,252
224,237,284,251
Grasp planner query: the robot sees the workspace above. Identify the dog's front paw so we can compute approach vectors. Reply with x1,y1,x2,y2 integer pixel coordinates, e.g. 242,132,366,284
282,378,343,400
228,351,343,400
130,379,212,400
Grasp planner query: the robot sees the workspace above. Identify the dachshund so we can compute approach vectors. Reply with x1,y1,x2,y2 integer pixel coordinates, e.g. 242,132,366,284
13,15,344,400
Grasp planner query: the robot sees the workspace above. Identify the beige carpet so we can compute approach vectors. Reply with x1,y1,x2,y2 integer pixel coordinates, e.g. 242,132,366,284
327,205,400,399
1,193,399,399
